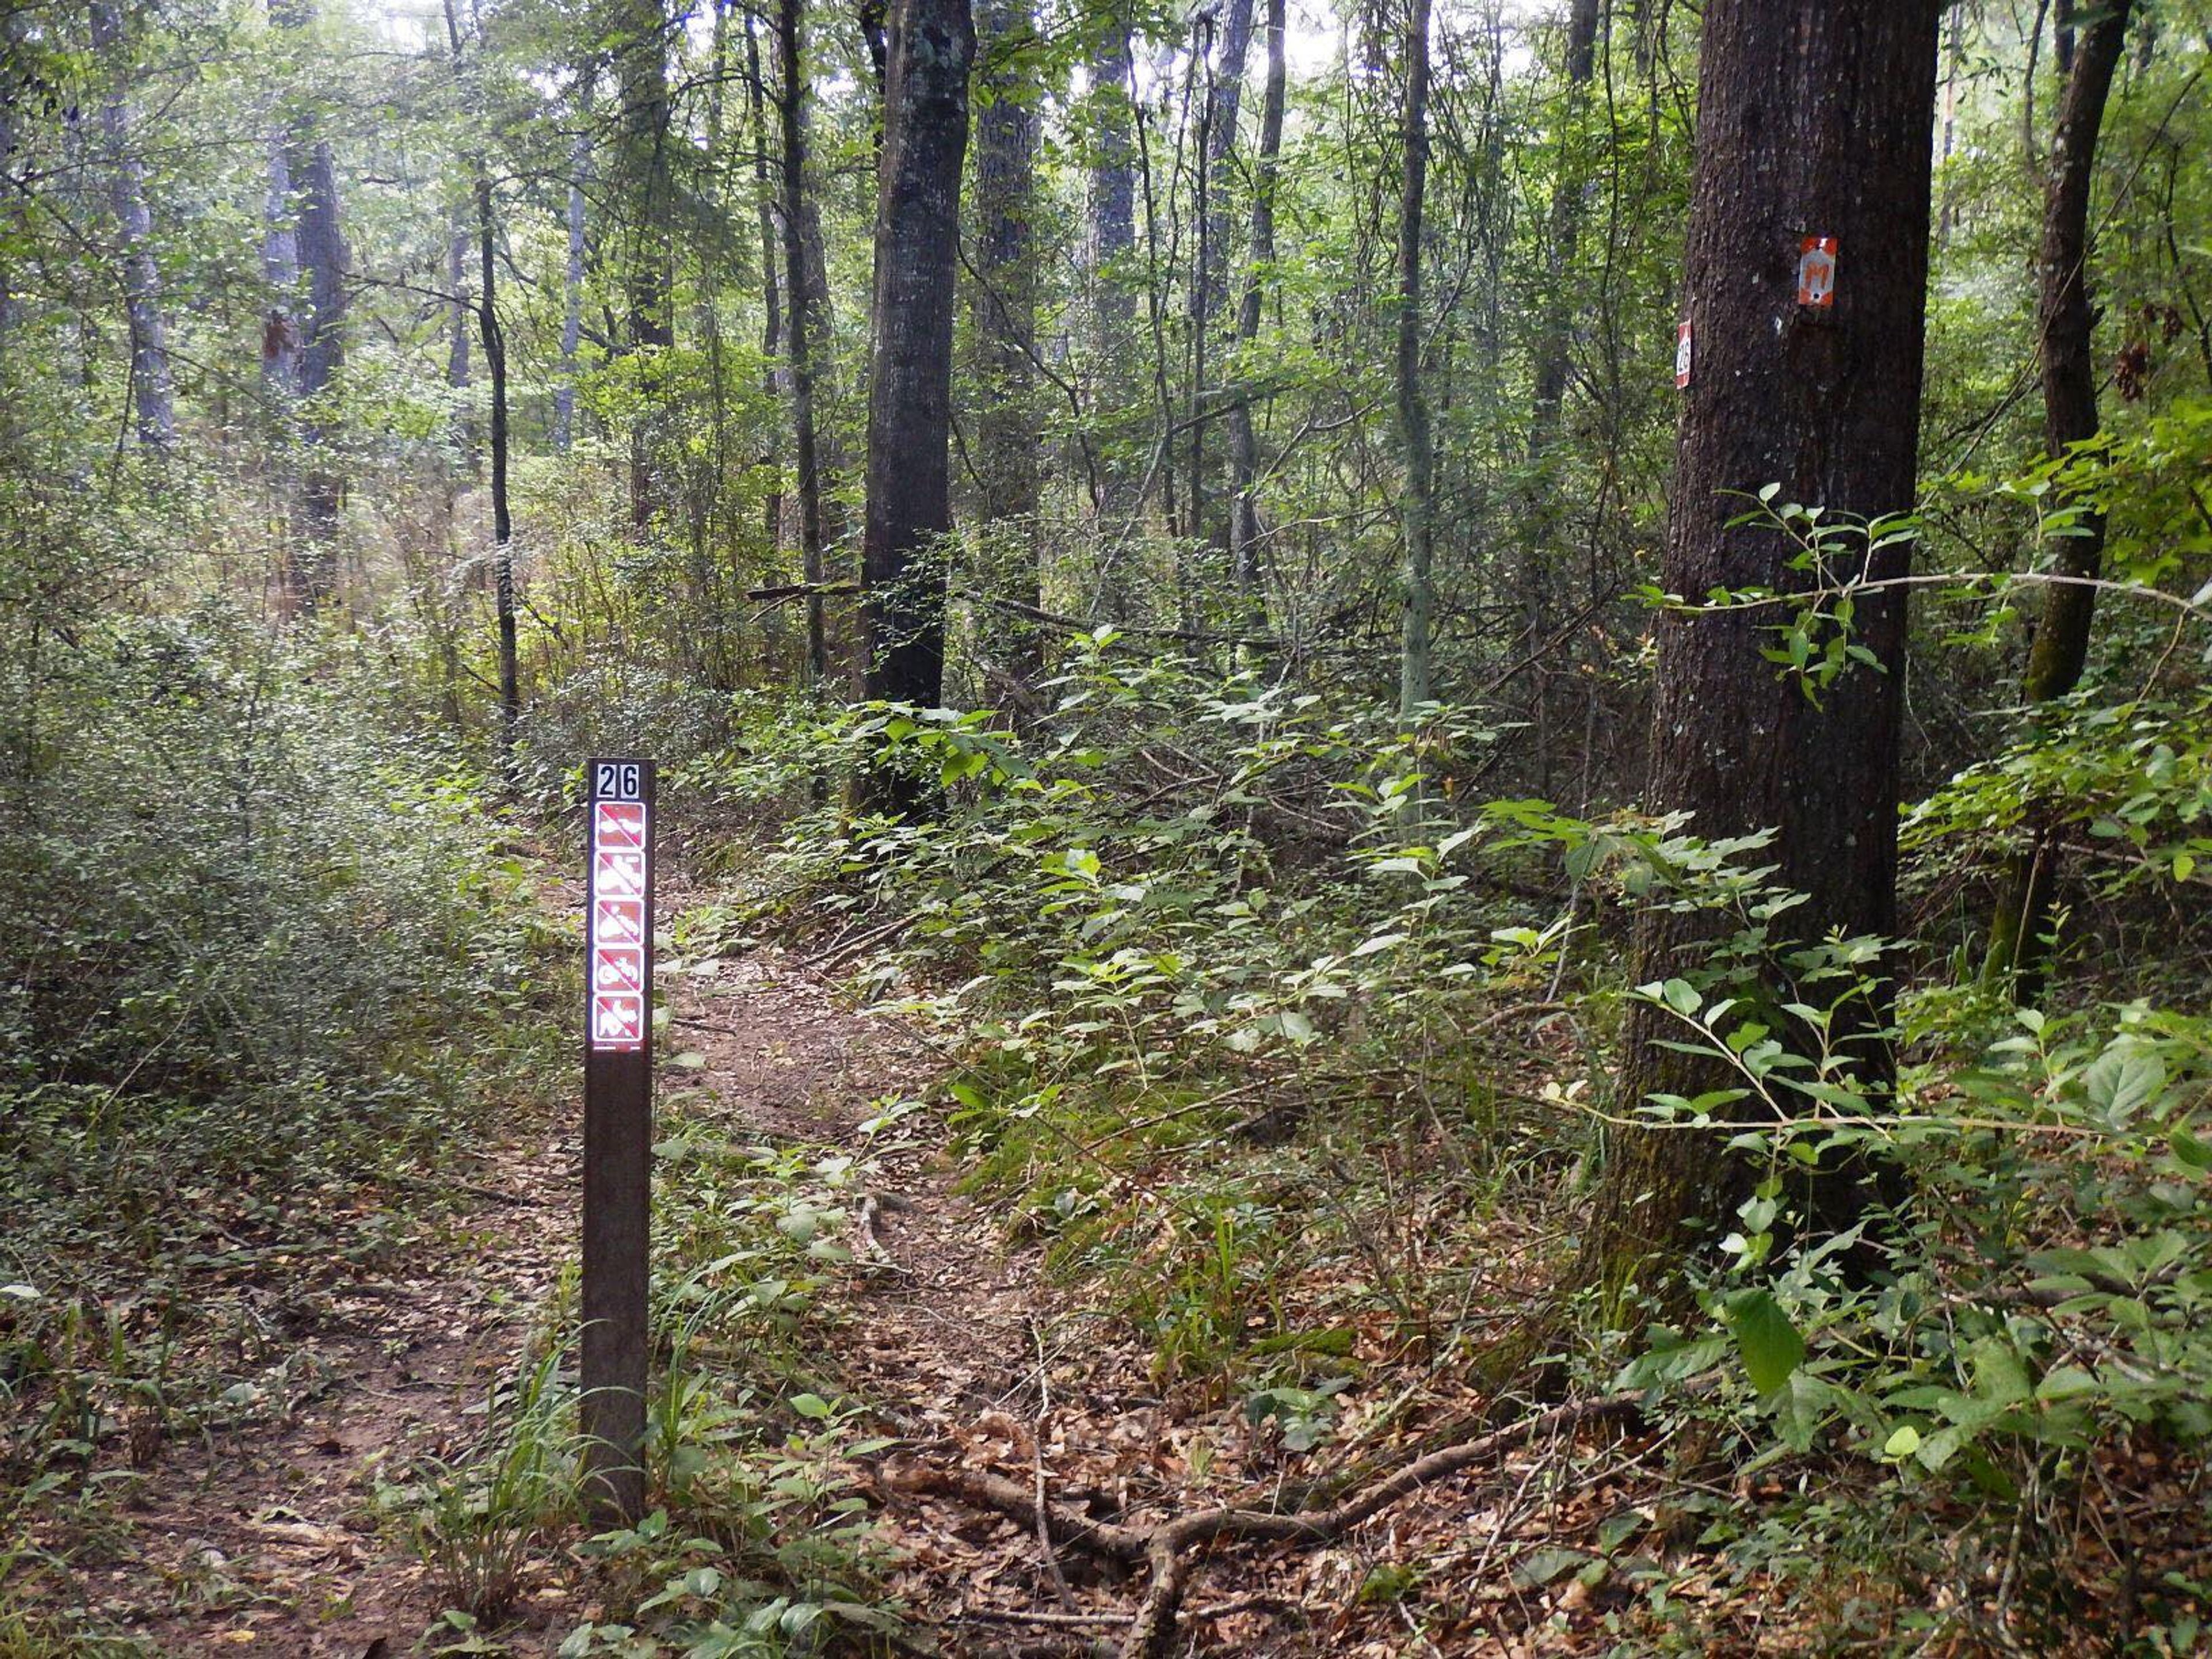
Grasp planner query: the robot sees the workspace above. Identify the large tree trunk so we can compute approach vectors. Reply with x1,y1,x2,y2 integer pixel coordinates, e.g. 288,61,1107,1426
859,0,974,783
969,0,1041,695
88,0,175,449
777,0,846,688
1225,0,1284,612
1577,0,1943,1296
1393,0,1435,722
1983,0,2134,999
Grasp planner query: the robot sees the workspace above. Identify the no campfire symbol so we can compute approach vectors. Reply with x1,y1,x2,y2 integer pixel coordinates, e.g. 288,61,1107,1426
585,769,652,1053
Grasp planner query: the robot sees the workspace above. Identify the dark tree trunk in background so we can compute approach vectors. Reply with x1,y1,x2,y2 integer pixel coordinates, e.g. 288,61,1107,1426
970,0,1041,694
1520,0,1600,787
1086,12,1138,616
481,169,518,758
777,0,845,688
446,223,471,400
89,0,175,449
618,0,674,536
266,0,346,614
1578,0,1943,1296
1225,0,1284,611
745,14,786,560
1984,0,2134,998
0,10,24,342
1188,0,1253,552
1393,0,1435,721
445,0,517,756
555,126,587,453
293,134,345,550
859,0,974,783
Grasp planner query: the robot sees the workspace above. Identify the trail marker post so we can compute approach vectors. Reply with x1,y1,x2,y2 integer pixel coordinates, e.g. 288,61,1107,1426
582,757,654,1522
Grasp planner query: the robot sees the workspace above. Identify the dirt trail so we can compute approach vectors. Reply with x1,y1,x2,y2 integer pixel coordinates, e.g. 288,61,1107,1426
77,938,1522,1657
82,942,1047,1657
109,1130,575,1656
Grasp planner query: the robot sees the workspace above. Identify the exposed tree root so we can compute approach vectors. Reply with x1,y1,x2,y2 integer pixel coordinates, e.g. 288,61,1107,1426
887,1390,1650,1659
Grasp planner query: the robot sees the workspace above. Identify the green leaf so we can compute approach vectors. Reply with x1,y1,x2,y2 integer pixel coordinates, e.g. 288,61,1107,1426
2082,1045,2165,1121
1512,1546,1592,1588
1723,1289,1805,1396
788,1393,835,1421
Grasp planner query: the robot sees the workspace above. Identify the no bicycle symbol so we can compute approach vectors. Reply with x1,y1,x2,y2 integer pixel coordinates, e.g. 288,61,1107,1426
585,761,653,1054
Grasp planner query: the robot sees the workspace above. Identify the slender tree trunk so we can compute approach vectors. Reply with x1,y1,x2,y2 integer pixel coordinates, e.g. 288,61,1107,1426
777,0,843,687
555,124,586,453
444,0,518,756
745,14,786,559
267,0,346,613
1394,0,1435,722
1086,12,1138,616
970,0,1041,694
859,0,974,787
1225,0,1284,612
88,0,175,449
1187,0,1254,555
481,171,518,758
1983,0,2134,998
0,10,24,342
1519,0,1601,787
446,223,471,399
1576,0,1943,1297
619,0,674,536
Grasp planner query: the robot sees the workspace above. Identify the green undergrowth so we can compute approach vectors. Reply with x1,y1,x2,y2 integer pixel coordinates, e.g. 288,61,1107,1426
378,1116,908,1656
668,637,2212,1650
0,619,564,1648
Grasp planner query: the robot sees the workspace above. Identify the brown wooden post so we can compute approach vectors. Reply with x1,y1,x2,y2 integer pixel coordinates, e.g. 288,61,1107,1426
582,757,654,1522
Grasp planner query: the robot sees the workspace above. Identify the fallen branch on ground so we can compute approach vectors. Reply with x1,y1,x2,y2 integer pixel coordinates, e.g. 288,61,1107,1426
886,1389,1652,1659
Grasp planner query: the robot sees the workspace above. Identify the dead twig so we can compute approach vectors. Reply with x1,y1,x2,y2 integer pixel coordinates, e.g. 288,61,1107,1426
1030,1318,1079,1614
888,1389,1657,1659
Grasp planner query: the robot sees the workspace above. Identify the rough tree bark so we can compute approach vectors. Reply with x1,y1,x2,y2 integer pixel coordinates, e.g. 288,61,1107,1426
1393,0,1435,722
969,0,1041,692
89,0,175,449
777,0,846,687
859,0,974,789
1983,0,2135,999
1224,0,1284,611
1577,0,1944,1295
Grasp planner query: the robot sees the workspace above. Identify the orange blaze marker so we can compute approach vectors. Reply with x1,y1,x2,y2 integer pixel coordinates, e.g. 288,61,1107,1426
1797,236,1838,308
